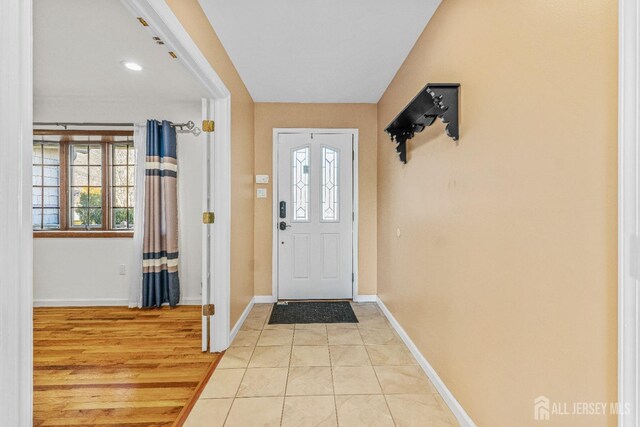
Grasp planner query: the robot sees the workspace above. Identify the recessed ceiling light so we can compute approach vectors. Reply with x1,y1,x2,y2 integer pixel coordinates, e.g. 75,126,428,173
120,61,143,71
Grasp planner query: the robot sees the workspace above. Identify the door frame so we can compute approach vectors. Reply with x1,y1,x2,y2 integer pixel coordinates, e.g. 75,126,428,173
618,0,639,424
271,128,360,301
118,0,233,353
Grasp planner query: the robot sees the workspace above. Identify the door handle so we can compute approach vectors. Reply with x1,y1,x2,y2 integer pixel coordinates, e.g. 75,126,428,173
279,221,292,231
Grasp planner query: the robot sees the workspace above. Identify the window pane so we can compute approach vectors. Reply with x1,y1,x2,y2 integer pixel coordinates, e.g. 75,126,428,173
113,145,128,165
89,147,102,165
113,166,127,186
33,209,42,230
291,146,310,222
112,208,128,229
321,146,339,222
43,166,60,186
113,187,127,207
43,187,59,208
89,166,101,186
127,166,135,186
127,188,135,207
70,166,88,186
127,208,134,227
88,187,102,207
71,187,101,208
32,168,42,187
42,208,60,229
70,187,84,208
70,208,85,226
88,208,102,226
70,145,89,165
42,144,60,165
128,147,136,164
33,187,42,208
32,145,43,164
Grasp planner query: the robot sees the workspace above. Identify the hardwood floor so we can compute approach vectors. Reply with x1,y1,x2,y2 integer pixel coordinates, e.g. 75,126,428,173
33,306,219,426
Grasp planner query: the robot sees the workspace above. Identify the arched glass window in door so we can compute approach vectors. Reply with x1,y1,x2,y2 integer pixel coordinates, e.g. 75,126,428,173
291,146,310,222
321,146,339,222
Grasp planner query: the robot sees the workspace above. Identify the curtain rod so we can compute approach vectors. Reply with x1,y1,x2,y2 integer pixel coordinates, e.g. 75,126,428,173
33,121,202,136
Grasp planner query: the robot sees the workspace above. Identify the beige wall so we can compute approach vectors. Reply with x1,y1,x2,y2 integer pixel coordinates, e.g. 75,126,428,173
254,103,377,297
377,1,617,426
166,0,255,325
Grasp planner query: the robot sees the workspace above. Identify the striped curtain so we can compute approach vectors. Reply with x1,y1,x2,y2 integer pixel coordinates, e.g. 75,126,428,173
142,120,180,307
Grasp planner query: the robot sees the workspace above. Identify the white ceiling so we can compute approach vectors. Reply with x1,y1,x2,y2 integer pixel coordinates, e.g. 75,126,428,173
199,0,441,103
34,0,204,103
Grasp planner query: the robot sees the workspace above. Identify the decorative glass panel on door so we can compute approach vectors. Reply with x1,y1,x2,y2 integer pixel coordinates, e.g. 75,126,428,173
291,146,310,222
321,146,339,222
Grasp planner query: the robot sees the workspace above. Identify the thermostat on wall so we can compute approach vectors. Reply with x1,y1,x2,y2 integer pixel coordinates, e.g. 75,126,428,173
255,174,269,184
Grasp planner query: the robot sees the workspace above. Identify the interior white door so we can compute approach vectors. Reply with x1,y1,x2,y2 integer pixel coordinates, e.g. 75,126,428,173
277,131,353,299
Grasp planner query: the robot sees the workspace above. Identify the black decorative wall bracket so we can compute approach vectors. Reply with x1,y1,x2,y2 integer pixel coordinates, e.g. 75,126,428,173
385,83,460,163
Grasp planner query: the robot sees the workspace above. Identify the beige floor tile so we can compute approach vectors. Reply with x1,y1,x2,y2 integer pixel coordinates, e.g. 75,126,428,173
263,322,295,330
231,330,260,347
282,395,337,427
217,347,253,369
294,328,328,345
366,345,417,366
356,315,390,329
200,369,245,398
249,304,272,316
325,322,358,330
329,345,371,366
374,366,435,394
386,394,459,426
290,345,331,367
332,366,382,395
237,367,288,397
183,398,232,427
224,396,284,427
335,394,394,427
241,316,266,331
248,345,291,368
350,304,381,316
358,327,401,345
295,323,327,330
328,328,363,345
257,329,294,346
286,366,334,396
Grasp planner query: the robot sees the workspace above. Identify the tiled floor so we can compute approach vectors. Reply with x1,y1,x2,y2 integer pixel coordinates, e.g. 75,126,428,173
185,303,459,427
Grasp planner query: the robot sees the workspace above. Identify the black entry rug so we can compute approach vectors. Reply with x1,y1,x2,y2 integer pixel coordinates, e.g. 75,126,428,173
268,301,359,324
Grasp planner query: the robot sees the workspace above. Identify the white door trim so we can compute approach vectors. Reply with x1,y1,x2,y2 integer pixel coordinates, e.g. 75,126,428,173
0,0,33,423
619,0,639,424
271,128,359,301
121,0,232,352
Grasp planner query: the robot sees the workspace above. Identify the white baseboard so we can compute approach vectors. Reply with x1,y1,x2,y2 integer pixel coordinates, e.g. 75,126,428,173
230,296,255,343
376,297,476,427
353,294,377,303
34,298,129,307
35,296,203,307
254,295,277,303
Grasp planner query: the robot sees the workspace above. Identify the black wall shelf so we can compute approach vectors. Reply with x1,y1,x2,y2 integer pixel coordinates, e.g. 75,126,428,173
385,83,460,163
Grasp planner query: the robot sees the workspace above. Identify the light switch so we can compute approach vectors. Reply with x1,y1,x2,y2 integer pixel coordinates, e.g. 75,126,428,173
257,188,267,198
256,174,269,184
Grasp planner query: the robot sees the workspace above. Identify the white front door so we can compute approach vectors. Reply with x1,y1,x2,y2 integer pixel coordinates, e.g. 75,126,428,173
277,131,354,299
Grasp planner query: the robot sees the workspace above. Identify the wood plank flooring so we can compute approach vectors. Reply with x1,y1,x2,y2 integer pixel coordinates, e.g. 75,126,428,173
34,306,219,426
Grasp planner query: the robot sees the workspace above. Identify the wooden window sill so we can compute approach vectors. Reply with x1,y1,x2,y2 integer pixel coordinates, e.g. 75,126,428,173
34,231,134,238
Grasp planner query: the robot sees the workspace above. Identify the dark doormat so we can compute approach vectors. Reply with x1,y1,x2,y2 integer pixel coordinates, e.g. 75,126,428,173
268,301,359,324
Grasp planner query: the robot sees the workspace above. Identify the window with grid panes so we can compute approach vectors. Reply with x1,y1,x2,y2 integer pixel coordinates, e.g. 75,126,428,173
32,131,135,235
